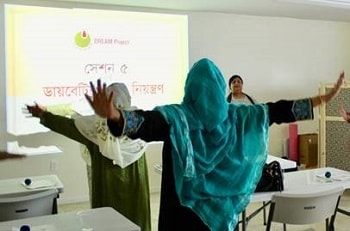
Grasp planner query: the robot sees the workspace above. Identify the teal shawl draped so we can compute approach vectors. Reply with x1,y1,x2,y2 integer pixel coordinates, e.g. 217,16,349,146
155,58,269,231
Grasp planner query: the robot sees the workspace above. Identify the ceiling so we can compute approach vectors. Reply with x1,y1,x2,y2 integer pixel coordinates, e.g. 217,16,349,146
55,0,350,22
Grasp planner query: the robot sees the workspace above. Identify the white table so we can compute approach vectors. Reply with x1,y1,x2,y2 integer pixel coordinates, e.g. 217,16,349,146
239,167,350,231
251,167,350,202
0,175,64,214
0,175,64,195
266,155,297,171
0,207,140,231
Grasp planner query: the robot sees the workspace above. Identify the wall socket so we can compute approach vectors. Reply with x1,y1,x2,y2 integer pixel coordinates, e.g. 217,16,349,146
49,160,59,172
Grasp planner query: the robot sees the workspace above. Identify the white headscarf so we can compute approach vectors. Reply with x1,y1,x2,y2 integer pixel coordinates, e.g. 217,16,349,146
74,83,147,168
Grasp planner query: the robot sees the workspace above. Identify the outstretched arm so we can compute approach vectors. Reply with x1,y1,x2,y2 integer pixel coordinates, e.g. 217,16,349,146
26,103,90,145
26,102,47,118
85,79,169,141
268,71,345,125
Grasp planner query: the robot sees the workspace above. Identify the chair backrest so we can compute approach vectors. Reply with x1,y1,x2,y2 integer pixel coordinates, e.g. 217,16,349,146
0,188,58,222
269,186,344,225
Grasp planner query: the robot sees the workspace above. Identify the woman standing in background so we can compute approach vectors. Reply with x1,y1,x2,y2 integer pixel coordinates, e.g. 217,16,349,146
226,74,257,105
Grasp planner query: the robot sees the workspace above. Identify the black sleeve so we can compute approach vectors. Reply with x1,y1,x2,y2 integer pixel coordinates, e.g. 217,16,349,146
108,110,169,142
267,98,314,126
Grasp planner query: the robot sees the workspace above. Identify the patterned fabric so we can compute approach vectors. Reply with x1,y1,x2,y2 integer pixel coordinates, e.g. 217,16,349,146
123,111,145,136
292,99,313,120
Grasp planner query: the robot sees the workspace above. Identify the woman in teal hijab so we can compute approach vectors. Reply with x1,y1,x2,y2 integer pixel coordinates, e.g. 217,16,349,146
86,58,344,231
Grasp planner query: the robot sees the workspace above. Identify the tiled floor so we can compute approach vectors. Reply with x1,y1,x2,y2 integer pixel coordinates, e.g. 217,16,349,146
59,190,350,231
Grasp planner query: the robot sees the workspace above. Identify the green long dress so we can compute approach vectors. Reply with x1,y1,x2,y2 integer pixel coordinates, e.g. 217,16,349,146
40,111,151,231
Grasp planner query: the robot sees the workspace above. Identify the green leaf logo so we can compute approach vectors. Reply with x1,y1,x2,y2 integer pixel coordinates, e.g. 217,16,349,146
74,30,91,48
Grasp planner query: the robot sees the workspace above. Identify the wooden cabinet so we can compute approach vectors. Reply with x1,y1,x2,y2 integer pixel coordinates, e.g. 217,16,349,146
298,133,318,168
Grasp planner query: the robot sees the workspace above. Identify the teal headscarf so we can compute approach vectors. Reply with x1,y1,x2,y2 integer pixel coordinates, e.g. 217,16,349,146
155,58,270,231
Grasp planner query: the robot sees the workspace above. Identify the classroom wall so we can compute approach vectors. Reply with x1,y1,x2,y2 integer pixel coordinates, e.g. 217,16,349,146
1,1,350,204
188,12,350,155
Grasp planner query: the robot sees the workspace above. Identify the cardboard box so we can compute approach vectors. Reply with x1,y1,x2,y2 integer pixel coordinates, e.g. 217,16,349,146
298,133,318,168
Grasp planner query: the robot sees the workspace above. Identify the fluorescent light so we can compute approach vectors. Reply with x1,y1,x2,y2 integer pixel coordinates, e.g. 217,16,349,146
280,0,350,9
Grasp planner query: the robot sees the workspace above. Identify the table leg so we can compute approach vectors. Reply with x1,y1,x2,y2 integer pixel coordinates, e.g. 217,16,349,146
241,210,246,231
263,201,267,225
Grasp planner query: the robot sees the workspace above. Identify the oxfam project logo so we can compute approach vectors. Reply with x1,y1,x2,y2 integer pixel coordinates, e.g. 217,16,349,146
74,30,91,48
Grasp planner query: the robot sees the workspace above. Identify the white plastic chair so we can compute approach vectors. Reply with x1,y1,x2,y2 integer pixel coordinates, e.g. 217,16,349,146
265,186,344,231
0,188,59,221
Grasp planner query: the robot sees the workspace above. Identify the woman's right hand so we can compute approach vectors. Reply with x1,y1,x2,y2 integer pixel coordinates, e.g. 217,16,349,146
26,103,46,118
85,79,121,121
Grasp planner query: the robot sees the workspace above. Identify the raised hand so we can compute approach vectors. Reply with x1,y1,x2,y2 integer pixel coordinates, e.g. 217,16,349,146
26,103,46,118
85,79,121,121
324,71,345,103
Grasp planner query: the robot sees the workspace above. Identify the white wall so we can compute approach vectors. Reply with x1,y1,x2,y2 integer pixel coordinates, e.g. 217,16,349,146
188,12,350,155
1,1,350,204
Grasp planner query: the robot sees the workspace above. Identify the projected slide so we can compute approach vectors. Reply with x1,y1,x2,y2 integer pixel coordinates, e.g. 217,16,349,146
5,4,188,135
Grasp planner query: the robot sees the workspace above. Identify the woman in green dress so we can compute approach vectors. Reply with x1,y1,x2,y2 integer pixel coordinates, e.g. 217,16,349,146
26,83,151,231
